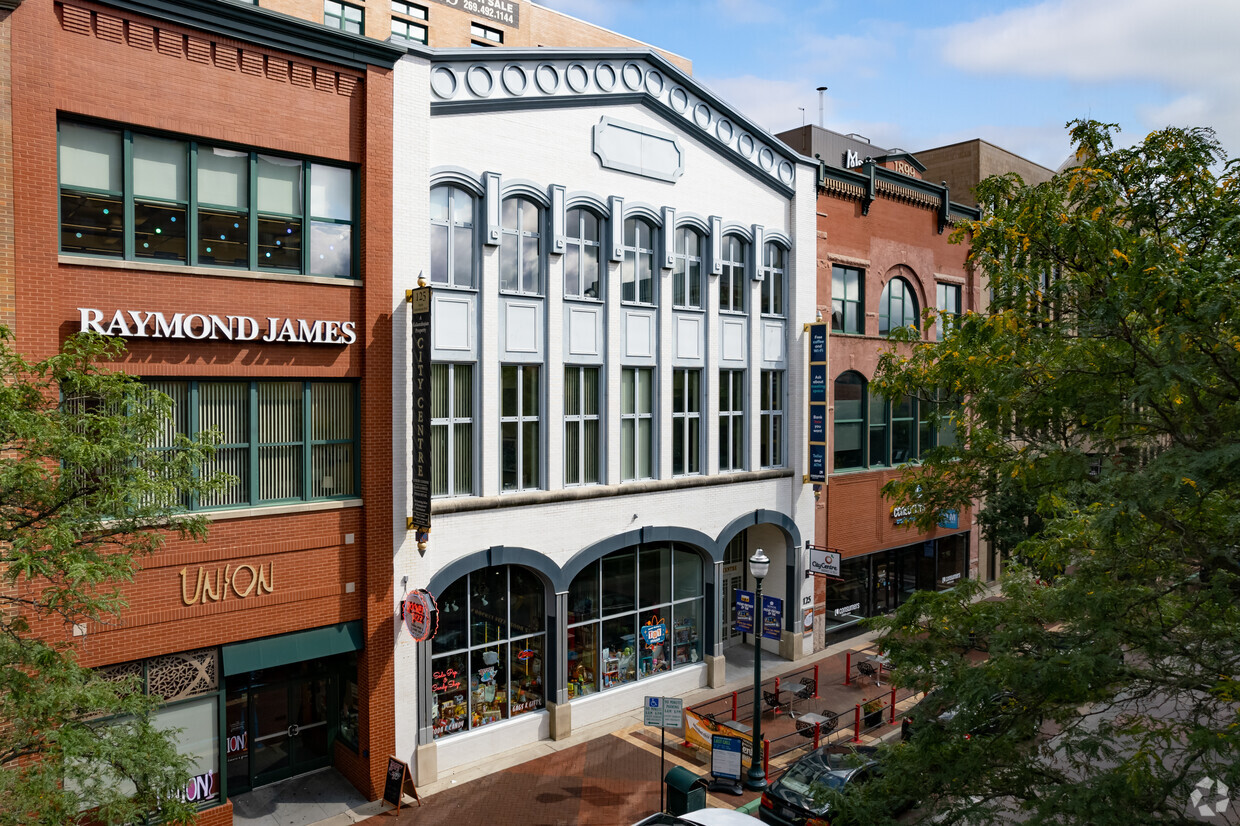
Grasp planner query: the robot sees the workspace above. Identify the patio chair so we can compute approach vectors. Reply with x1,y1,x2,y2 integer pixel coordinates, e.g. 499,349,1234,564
856,660,878,686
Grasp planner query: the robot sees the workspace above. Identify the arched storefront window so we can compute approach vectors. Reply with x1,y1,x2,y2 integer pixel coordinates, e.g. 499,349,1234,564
430,566,545,738
878,276,919,335
566,544,704,698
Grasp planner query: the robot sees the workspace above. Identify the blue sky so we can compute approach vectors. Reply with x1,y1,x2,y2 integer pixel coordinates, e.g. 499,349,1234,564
539,0,1240,171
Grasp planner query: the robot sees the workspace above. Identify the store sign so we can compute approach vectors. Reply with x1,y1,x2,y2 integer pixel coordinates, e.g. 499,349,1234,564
941,572,962,585
181,770,218,804
425,0,518,27
180,562,274,605
808,545,842,578
833,603,862,617
409,286,433,532
402,588,439,641
78,308,356,345
641,615,667,646
938,509,959,529
735,590,755,634
761,595,783,641
807,322,828,483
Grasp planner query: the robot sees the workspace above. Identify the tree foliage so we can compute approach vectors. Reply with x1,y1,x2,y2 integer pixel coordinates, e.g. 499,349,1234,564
0,329,223,825
850,121,1240,824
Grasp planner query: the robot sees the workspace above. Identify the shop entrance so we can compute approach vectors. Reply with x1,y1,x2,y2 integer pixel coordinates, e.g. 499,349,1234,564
721,535,747,649
225,653,353,793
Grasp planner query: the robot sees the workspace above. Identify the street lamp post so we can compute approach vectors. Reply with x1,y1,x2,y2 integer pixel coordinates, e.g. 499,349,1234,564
745,548,770,791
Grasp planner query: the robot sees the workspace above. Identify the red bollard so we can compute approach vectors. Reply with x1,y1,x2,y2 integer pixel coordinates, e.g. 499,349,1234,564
844,652,852,685
763,739,770,781
812,722,821,749
731,691,738,721
853,704,862,743
773,676,781,713
890,687,898,725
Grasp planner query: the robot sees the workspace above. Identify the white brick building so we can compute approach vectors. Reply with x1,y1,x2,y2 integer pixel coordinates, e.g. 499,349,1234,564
391,47,819,783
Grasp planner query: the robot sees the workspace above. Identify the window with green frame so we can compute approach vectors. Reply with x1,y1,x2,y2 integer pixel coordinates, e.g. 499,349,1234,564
145,380,357,510
58,121,357,278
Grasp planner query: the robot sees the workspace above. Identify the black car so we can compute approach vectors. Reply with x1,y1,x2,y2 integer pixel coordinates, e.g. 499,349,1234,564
758,745,906,826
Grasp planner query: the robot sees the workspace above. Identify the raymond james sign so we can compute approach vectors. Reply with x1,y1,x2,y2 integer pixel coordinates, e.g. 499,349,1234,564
426,0,518,27
79,308,356,345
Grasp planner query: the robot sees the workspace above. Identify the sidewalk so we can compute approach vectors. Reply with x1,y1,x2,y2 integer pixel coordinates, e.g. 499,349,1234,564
337,628,920,826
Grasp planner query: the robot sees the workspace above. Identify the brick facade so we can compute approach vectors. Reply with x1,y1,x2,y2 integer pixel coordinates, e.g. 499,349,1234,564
7,0,400,817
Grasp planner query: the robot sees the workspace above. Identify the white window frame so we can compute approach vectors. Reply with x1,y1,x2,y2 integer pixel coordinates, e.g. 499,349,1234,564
429,185,476,288
431,362,474,498
324,0,363,34
500,196,542,295
719,235,746,313
673,226,703,310
500,364,541,492
564,365,601,486
760,370,784,468
564,207,603,301
936,281,962,341
621,218,656,305
760,242,786,316
672,368,702,477
621,367,654,481
718,369,745,472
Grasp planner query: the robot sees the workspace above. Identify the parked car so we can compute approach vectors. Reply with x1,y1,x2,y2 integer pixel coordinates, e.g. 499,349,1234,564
758,745,910,826
908,689,1036,741
633,809,756,825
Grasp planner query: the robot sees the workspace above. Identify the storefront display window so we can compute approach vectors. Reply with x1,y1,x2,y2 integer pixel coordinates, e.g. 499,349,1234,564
568,543,705,696
338,673,359,750
430,566,546,739
154,695,220,805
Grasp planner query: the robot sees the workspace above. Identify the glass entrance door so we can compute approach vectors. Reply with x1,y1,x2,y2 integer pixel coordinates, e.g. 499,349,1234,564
227,662,342,792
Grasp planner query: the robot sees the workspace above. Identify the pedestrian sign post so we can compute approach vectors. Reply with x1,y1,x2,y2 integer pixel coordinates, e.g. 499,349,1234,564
645,695,686,812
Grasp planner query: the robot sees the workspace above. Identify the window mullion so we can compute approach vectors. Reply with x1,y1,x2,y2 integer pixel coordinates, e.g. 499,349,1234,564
247,153,258,272
248,381,259,506
188,381,200,512
187,142,199,267
122,130,135,260
303,381,313,502
302,162,311,276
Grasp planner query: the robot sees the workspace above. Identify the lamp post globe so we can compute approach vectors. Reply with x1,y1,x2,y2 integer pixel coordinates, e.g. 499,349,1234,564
745,548,770,791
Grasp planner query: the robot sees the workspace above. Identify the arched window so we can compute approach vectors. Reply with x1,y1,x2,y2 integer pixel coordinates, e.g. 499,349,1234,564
833,372,866,470
565,207,602,300
622,218,655,304
760,242,786,316
567,545,704,697
430,185,475,288
673,226,703,309
719,235,746,313
430,566,546,738
878,276,919,335
500,196,542,294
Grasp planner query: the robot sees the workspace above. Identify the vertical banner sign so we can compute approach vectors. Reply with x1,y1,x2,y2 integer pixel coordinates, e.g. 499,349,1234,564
409,287,433,531
761,595,783,641
808,322,828,483
734,590,755,634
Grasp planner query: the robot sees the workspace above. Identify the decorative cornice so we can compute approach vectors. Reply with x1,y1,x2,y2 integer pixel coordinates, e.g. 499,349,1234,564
426,50,806,195
92,0,405,70
820,163,979,223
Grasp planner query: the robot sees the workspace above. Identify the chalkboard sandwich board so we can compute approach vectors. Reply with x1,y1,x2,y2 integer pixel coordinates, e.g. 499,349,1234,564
383,755,420,811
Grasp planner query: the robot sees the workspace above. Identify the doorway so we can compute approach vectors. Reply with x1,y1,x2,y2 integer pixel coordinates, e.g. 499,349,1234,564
226,653,353,793
721,534,747,649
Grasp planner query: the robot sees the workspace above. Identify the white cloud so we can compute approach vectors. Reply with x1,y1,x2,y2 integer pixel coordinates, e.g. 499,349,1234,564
698,74,819,135
931,0,1240,158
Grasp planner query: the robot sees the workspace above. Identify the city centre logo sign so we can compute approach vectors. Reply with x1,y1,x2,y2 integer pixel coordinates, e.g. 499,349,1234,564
1191,776,1230,818
78,308,357,345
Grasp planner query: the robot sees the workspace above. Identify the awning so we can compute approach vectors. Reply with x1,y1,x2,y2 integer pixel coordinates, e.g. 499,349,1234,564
222,621,364,676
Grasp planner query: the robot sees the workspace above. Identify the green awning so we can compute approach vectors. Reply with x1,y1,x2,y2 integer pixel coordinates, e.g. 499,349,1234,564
222,621,364,676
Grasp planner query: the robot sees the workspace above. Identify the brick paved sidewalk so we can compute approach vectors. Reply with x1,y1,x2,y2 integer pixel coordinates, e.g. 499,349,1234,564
361,633,923,826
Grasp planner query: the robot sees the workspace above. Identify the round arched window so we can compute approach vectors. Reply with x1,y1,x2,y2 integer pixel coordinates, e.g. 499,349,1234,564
878,277,919,335
429,566,545,738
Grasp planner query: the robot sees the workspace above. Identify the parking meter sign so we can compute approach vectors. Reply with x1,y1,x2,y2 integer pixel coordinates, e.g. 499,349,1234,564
662,697,684,730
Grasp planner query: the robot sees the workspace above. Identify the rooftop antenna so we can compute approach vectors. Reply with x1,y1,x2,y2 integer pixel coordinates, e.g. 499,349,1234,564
816,86,828,128
798,106,806,127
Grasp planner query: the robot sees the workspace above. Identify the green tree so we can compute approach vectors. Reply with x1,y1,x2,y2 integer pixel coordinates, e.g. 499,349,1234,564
1,328,222,825
852,121,1240,825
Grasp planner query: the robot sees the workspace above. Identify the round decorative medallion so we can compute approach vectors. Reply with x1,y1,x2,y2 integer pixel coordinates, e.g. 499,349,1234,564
501,64,528,96
535,63,560,94
693,103,712,129
430,66,458,99
621,61,643,90
595,62,617,92
465,65,494,98
566,63,590,93
738,134,755,158
669,86,689,113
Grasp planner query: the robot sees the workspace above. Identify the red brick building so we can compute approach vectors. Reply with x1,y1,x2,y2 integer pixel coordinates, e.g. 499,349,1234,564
5,0,402,820
780,126,982,646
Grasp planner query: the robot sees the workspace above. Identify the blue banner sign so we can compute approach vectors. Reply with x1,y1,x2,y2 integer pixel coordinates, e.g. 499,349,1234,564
809,363,827,403
810,323,827,362
735,590,755,634
761,595,783,641
809,444,826,481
